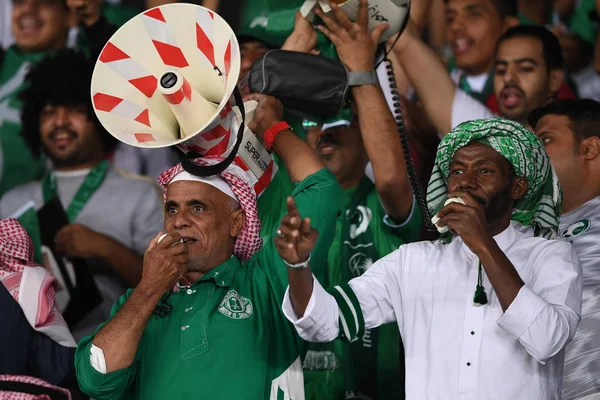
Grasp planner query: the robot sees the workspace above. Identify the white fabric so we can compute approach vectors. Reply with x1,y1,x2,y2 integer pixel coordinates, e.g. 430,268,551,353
18,267,76,347
170,170,238,202
90,344,107,374
283,221,582,400
561,196,600,399
451,89,496,131
571,63,600,102
0,1,14,49
450,69,489,93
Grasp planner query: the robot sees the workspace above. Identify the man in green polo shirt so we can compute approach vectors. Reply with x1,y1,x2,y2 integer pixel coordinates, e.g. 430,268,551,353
288,2,423,398
74,95,343,400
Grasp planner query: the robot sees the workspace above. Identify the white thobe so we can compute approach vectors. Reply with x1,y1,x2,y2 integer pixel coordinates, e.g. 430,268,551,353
283,222,582,400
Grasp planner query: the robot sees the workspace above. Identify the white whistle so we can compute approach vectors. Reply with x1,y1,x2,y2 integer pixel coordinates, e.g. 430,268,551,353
431,197,466,233
157,233,183,246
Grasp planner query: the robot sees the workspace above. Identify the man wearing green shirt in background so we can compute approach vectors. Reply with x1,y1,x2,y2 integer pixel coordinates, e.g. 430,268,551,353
295,2,423,399
74,94,343,400
0,0,117,197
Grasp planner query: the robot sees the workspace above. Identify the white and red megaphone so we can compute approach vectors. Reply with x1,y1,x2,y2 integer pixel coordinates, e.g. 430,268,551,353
91,3,277,196
300,0,411,43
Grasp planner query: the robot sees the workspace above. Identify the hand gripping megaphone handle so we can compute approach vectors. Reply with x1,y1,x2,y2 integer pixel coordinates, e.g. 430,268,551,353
180,88,246,177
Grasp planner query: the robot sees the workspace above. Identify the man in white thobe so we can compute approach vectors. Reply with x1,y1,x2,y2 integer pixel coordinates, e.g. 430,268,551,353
276,117,583,400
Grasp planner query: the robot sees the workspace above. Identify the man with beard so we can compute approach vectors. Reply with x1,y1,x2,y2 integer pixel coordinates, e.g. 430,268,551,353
0,50,164,340
392,23,566,134
279,117,582,399
528,99,600,399
0,0,118,196
443,0,518,108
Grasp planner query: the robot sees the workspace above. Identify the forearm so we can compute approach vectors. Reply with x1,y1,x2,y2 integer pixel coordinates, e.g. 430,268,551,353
477,242,525,311
92,284,162,372
287,267,314,318
272,130,325,182
394,31,455,134
352,84,413,220
97,236,143,287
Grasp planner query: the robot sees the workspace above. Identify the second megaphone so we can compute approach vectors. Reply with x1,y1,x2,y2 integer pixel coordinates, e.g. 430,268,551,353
301,0,411,43
90,3,277,195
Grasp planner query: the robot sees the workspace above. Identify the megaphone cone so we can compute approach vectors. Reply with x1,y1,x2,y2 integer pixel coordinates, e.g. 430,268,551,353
91,4,278,195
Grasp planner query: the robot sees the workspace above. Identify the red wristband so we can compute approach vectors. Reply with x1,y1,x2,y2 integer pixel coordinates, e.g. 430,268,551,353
263,121,291,151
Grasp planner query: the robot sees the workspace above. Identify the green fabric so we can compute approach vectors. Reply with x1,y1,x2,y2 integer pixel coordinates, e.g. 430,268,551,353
566,0,597,46
75,168,342,400
337,178,380,398
101,2,140,27
304,185,422,400
238,0,338,59
427,117,562,241
0,47,47,197
42,160,109,223
457,71,495,104
16,205,43,265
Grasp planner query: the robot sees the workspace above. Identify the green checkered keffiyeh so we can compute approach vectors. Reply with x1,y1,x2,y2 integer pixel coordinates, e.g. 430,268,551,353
427,117,563,240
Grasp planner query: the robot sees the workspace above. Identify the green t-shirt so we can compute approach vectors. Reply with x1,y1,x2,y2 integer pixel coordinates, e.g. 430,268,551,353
75,168,343,400
0,47,46,197
304,186,423,400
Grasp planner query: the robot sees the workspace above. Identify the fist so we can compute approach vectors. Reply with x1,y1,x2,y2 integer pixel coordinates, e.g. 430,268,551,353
244,93,284,143
66,0,102,27
275,197,319,265
54,224,106,259
140,232,188,294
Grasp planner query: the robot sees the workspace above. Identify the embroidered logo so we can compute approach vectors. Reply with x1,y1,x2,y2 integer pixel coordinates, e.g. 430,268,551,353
218,290,253,320
348,205,372,239
561,219,591,239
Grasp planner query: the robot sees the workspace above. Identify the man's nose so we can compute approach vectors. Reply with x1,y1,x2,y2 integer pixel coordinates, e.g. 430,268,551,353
457,172,478,191
53,107,70,127
173,210,192,230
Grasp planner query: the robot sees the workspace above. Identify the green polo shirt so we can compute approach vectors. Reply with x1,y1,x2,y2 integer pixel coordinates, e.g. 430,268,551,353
304,186,422,400
75,168,343,400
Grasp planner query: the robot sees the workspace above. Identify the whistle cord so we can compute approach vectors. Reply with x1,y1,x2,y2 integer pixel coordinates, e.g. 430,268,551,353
383,56,434,230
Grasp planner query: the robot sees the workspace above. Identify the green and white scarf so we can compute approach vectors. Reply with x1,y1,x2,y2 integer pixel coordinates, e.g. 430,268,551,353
427,117,562,241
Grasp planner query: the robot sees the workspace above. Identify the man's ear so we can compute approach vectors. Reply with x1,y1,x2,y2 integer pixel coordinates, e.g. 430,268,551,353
511,177,529,202
582,136,600,160
502,16,520,32
230,208,246,238
548,69,565,94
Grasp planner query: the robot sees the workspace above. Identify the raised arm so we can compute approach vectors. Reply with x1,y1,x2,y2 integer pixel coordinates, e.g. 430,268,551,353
391,19,457,134
315,0,413,220
245,94,325,183
276,198,398,341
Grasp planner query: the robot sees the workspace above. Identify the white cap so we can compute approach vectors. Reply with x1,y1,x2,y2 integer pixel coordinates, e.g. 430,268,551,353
169,170,238,203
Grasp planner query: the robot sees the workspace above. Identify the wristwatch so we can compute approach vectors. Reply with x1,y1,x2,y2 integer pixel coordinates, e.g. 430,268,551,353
348,70,379,86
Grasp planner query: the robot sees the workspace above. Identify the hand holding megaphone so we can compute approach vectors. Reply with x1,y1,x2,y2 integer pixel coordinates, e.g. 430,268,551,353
315,0,389,72
301,0,410,43
244,94,285,144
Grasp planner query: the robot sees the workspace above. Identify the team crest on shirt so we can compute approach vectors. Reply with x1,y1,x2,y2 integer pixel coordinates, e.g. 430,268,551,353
218,290,253,320
348,206,372,239
561,219,591,239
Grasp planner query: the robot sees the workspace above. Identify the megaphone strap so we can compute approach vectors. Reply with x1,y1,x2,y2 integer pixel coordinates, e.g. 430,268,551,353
180,88,246,177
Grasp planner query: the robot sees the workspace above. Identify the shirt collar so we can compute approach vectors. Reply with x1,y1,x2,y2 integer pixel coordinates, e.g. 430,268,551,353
198,256,241,287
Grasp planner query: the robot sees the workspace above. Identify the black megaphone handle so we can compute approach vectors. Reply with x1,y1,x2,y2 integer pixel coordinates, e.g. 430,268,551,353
181,88,246,177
